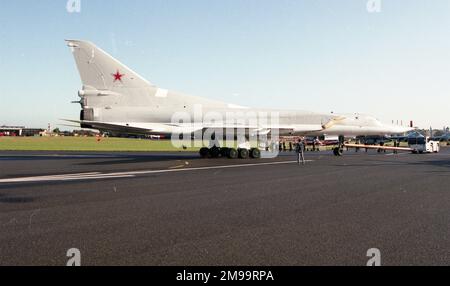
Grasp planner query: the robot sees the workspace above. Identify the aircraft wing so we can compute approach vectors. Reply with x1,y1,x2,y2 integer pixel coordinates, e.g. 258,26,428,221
194,116,347,135
62,119,161,135
62,116,346,137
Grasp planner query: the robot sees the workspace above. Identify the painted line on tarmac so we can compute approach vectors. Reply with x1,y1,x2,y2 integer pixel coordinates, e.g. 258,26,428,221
0,160,312,184
0,154,122,159
384,153,409,156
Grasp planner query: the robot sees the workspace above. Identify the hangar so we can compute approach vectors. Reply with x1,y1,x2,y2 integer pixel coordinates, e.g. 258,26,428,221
0,126,45,137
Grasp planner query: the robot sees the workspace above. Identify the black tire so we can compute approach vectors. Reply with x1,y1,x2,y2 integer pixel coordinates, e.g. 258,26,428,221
250,148,261,159
333,147,343,156
199,147,210,158
210,147,221,158
220,148,229,157
228,148,238,159
238,148,249,159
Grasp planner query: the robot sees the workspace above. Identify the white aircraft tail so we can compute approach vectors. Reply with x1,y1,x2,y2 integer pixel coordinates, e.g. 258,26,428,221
66,40,153,90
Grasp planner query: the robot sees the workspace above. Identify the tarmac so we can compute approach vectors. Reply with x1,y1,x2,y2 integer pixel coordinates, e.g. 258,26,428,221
0,148,449,265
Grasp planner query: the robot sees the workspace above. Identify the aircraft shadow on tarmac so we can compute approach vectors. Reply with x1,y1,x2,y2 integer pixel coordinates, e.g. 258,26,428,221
76,153,204,166
0,152,203,164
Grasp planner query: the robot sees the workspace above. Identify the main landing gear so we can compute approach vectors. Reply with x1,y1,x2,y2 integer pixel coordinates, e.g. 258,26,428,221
199,147,261,159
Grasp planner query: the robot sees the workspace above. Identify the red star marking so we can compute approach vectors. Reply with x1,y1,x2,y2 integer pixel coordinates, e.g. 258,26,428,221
112,70,125,82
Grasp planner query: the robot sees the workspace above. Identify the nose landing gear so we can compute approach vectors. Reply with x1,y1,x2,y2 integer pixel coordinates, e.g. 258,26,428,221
333,147,343,156
333,135,345,157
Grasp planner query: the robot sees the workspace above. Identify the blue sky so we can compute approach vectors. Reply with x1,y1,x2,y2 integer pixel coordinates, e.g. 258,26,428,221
0,0,449,129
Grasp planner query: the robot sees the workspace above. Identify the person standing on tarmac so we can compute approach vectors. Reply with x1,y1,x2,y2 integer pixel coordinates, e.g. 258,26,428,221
295,138,306,165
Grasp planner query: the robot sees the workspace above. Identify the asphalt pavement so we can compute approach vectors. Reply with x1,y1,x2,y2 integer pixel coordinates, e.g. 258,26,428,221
0,148,449,265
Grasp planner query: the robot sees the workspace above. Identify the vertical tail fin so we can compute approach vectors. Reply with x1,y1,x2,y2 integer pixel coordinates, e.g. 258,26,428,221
66,40,153,90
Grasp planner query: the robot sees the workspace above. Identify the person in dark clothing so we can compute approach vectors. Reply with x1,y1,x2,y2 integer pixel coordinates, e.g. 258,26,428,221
295,138,306,165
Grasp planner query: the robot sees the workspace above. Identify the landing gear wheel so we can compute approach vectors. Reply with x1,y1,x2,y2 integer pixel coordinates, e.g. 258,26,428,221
210,147,221,158
199,147,210,158
333,147,343,156
250,148,261,159
228,148,238,159
238,148,249,159
220,147,229,157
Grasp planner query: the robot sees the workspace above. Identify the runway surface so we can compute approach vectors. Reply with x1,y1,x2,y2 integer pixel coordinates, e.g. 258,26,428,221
0,148,449,266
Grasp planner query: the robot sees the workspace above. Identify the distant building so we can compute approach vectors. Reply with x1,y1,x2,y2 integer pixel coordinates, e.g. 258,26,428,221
23,128,47,137
0,126,46,137
0,126,24,136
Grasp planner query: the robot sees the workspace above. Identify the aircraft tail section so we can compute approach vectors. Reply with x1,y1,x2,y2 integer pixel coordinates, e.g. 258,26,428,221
66,40,153,90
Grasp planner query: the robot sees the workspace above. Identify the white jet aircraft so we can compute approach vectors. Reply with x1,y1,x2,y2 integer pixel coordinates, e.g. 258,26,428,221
65,40,412,159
